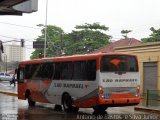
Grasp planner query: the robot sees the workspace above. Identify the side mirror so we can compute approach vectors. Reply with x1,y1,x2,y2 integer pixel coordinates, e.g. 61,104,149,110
15,68,18,74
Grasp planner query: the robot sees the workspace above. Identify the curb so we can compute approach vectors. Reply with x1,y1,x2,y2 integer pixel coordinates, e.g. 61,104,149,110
0,91,17,96
134,107,160,114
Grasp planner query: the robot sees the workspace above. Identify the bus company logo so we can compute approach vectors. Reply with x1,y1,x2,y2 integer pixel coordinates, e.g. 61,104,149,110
54,83,84,89
115,79,137,82
103,79,137,83
103,79,113,82
110,59,127,67
85,84,89,88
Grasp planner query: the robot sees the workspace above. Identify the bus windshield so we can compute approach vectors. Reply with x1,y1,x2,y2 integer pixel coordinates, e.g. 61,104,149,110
100,55,138,72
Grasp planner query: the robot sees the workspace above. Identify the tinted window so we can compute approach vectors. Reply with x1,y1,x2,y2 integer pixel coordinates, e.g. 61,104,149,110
61,62,73,80
73,61,87,80
25,64,40,79
100,55,138,72
25,65,31,79
87,60,96,80
41,63,54,79
53,62,61,80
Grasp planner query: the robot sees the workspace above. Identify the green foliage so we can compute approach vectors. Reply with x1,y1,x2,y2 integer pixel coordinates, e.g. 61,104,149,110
75,22,109,31
141,27,160,42
65,30,111,55
65,23,111,55
30,23,111,59
30,49,43,59
121,30,132,39
30,25,64,59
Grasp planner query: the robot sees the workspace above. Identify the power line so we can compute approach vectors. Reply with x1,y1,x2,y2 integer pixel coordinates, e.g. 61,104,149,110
0,34,35,42
0,35,19,40
0,21,41,29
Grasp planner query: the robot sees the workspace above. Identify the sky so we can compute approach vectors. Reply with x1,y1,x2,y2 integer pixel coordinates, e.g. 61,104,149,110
0,0,160,60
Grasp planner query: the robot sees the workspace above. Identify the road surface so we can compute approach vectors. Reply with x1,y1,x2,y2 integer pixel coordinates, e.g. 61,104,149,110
0,81,159,120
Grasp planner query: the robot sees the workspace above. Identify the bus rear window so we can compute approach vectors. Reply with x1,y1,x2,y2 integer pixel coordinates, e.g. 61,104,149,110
100,55,138,72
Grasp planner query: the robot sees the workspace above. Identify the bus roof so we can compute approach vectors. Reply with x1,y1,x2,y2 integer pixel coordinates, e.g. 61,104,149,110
20,52,137,65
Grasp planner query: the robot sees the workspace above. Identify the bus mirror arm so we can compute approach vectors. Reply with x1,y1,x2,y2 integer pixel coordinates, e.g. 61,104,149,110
15,68,18,74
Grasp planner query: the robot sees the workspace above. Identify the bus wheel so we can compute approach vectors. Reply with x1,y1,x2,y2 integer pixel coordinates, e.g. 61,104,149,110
62,93,79,113
93,105,107,112
28,95,35,107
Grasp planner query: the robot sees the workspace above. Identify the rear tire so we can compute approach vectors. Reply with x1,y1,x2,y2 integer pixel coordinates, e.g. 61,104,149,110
93,105,107,112
28,95,35,107
62,93,79,113
54,104,62,111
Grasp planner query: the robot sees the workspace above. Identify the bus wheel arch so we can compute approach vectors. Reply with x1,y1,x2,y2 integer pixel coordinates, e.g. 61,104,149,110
61,92,79,112
25,89,35,106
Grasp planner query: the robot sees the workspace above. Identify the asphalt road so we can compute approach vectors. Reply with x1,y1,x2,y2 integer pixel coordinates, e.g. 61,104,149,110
0,81,160,120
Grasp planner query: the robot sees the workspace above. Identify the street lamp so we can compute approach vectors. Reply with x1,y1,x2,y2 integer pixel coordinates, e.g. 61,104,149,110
36,0,48,58
44,0,48,58
37,24,47,58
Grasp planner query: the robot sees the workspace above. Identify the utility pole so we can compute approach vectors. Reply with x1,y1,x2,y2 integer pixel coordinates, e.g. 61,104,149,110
4,54,7,73
60,32,65,56
0,40,4,62
60,32,63,55
44,0,48,58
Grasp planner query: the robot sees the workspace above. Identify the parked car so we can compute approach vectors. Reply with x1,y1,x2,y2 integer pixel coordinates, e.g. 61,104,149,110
0,72,12,81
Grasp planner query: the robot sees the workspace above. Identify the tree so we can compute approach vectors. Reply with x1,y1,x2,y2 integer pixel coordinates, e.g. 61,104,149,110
75,22,109,31
121,30,132,39
64,23,111,55
30,25,64,59
30,49,43,59
30,23,111,59
141,27,160,42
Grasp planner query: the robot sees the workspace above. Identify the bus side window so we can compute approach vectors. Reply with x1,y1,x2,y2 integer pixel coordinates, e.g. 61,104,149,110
61,62,73,80
41,62,54,79
87,60,96,81
25,65,31,79
73,61,87,81
25,64,40,80
53,62,61,80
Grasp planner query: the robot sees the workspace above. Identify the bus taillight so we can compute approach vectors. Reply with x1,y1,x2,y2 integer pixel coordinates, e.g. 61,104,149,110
99,86,104,94
135,85,140,97
137,85,140,93
99,86,105,99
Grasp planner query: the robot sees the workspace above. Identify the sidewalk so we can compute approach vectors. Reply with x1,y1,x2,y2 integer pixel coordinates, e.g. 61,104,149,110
0,81,17,96
134,98,160,114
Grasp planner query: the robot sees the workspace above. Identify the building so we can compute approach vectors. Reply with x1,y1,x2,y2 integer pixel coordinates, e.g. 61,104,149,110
3,44,25,62
91,38,141,53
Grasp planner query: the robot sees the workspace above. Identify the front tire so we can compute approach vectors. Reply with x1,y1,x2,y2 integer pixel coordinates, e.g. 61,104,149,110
28,95,35,106
62,93,79,112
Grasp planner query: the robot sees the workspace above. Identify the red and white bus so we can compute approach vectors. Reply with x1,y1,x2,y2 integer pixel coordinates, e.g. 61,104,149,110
17,53,141,112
